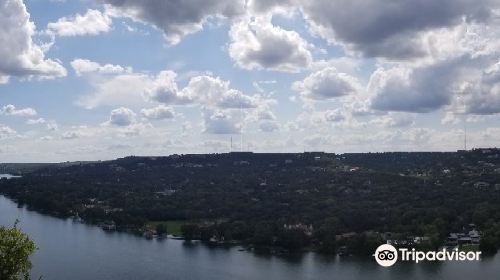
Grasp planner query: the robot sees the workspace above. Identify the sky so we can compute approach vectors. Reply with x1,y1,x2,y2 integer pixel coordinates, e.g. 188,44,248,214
1,0,500,162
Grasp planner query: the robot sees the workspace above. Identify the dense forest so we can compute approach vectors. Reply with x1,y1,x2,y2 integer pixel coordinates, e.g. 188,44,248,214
1,149,500,255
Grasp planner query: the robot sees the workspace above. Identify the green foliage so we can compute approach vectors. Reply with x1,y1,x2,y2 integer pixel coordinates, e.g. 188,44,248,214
180,224,199,241
277,229,310,251
479,223,500,255
2,150,500,254
344,233,382,256
0,223,37,280
155,223,168,236
314,218,339,253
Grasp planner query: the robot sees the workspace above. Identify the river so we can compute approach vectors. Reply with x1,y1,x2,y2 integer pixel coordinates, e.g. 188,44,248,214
0,174,21,179
1,194,500,279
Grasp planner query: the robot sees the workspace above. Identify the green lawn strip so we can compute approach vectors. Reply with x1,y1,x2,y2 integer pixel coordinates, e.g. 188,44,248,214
459,244,480,252
148,221,185,236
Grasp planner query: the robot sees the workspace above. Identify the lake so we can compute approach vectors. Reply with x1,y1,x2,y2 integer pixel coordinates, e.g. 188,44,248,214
1,195,500,279
0,174,21,179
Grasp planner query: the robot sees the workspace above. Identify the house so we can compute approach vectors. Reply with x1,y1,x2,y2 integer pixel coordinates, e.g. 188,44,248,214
447,233,458,247
458,236,472,245
469,230,481,245
101,221,116,231
413,236,430,244
283,223,314,236
474,182,490,189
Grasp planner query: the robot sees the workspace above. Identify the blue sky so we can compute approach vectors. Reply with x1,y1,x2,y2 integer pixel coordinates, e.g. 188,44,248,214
1,0,500,162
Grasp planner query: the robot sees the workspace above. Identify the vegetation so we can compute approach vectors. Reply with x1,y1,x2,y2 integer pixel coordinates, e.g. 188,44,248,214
149,221,183,236
0,222,37,280
1,149,500,255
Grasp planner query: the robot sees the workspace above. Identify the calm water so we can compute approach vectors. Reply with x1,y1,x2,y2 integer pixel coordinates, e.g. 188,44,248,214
1,195,500,280
0,174,20,179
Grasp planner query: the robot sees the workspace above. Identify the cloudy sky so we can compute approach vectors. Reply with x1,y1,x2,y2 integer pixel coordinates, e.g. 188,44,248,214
1,0,500,162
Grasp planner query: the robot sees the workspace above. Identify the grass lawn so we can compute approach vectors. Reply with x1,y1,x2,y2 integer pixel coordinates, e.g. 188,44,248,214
460,244,480,252
149,221,185,236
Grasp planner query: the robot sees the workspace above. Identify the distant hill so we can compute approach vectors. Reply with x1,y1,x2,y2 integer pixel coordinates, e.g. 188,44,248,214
0,162,97,175
1,149,500,255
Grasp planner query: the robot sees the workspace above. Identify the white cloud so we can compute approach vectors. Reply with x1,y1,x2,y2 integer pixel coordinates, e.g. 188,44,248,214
61,131,82,140
0,0,66,80
299,0,498,59
47,9,112,37
1,104,37,117
202,109,240,134
46,121,59,131
26,118,46,125
292,67,361,100
144,70,190,105
104,107,137,126
180,75,261,109
102,0,245,44
229,16,312,72
324,109,345,122
71,59,132,76
259,120,280,132
140,105,175,120
0,124,17,140
370,114,415,128
76,67,270,112
256,107,277,121
77,73,150,109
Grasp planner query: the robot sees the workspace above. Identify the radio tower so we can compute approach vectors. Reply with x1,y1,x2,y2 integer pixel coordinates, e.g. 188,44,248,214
464,116,467,151
240,103,243,151
460,95,468,150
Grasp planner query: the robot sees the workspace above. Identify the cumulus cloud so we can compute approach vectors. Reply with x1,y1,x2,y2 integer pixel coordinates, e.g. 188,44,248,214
77,66,269,112
47,9,112,37
0,0,66,80
180,75,261,109
369,66,448,113
255,107,277,121
1,104,37,117
460,59,500,115
299,0,497,59
247,0,294,15
46,121,59,131
104,107,137,126
61,131,82,140
292,67,361,100
229,16,312,72
371,114,415,128
77,73,150,109
369,56,487,113
259,120,280,132
144,70,190,105
202,110,240,134
140,105,175,120
102,0,245,44
26,118,46,125
71,59,132,76
0,124,17,140
324,109,345,122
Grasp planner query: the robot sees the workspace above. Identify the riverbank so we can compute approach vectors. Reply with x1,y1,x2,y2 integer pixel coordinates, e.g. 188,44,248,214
2,195,500,280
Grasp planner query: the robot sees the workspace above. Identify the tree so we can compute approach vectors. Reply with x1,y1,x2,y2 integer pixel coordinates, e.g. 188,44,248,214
155,223,168,236
0,222,37,280
181,224,199,241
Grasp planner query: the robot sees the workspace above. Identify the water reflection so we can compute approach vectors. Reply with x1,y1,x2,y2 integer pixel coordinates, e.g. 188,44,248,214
1,195,500,280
